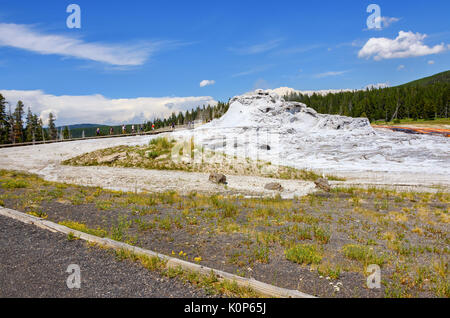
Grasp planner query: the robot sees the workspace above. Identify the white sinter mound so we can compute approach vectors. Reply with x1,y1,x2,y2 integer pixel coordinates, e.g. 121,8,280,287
174,89,450,186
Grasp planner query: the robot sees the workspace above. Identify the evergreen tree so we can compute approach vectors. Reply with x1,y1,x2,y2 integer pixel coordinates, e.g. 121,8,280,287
13,100,25,143
25,107,35,142
63,126,70,139
48,113,57,140
0,94,9,144
7,104,15,144
33,115,44,141
285,83,449,122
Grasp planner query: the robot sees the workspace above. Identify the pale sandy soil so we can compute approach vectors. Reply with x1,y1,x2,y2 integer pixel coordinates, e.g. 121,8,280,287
0,131,448,195
0,133,316,198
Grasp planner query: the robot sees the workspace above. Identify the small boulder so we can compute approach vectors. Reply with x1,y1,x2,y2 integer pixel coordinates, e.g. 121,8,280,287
314,178,331,192
209,173,227,184
264,182,283,191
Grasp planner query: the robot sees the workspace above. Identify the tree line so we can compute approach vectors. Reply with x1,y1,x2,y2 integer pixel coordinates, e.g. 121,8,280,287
0,94,59,144
147,101,229,130
4,82,447,145
0,93,229,144
284,83,449,122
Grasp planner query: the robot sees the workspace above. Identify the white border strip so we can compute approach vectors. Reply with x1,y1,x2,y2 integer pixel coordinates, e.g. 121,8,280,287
0,207,315,298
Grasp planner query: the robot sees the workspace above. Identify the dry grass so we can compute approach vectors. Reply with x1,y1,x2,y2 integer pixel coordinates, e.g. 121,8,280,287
62,137,343,181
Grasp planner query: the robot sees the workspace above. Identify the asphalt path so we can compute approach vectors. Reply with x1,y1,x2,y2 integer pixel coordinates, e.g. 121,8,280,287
0,214,210,298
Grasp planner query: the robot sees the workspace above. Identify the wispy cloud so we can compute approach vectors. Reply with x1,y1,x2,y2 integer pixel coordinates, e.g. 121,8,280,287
231,65,272,78
0,89,217,126
314,70,349,78
272,44,322,56
228,39,282,55
358,31,447,61
0,23,177,66
378,16,400,29
199,80,215,87
364,16,400,31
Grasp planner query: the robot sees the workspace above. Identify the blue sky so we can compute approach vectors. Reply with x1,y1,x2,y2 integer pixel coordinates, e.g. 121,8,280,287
0,0,448,125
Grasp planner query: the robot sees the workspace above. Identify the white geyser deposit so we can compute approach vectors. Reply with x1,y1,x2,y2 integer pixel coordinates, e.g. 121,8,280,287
175,89,450,186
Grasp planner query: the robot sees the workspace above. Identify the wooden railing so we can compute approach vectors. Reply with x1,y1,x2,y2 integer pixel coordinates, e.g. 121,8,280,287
0,125,192,149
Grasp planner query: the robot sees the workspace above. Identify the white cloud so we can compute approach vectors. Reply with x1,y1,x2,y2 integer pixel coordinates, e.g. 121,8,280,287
0,23,172,66
199,80,215,87
358,31,447,61
314,70,349,78
397,64,405,70
428,60,435,65
0,90,217,126
229,39,282,55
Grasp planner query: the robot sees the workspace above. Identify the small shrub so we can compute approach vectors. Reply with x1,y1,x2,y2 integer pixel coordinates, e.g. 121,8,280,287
313,226,331,244
342,244,385,266
147,151,159,159
318,264,341,279
149,137,171,151
26,211,48,219
251,244,270,264
289,224,313,240
285,244,322,265
110,215,132,241
67,232,78,241
158,216,172,231
1,179,28,189
210,196,238,218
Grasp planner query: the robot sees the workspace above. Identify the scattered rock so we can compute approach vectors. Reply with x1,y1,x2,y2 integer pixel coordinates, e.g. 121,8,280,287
209,173,227,184
264,182,283,191
314,178,331,192
97,152,126,164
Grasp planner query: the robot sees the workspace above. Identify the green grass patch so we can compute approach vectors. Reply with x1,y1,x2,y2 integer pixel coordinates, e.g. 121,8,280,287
59,220,108,238
285,244,322,265
1,179,28,189
342,244,386,266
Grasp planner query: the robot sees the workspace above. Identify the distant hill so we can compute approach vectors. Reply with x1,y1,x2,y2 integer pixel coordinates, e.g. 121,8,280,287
396,70,450,88
56,123,107,129
284,70,449,121
55,123,113,138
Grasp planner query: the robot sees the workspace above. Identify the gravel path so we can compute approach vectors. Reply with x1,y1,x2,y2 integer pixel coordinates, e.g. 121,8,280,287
0,214,211,298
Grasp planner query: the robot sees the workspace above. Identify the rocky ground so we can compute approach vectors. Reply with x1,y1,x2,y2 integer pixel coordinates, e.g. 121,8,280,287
1,170,448,298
